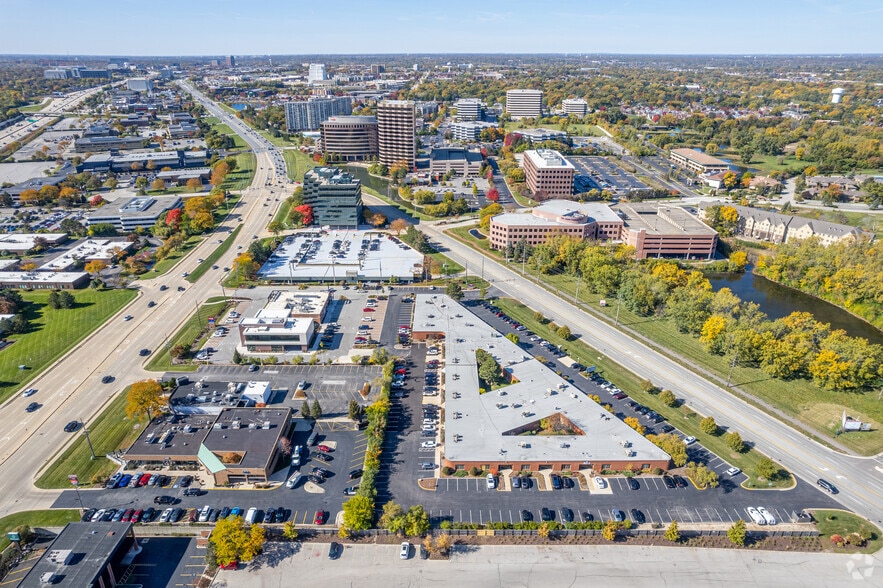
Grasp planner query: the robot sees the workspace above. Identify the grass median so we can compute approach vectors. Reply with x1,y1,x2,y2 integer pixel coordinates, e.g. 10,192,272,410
494,297,792,488
0,289,136,403
138,236,202,280
0,510,81,550
36,389,148,489
186,225,242,284
145,298,232,373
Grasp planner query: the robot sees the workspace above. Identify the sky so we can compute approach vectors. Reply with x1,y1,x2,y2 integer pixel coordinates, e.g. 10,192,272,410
3,0,882,56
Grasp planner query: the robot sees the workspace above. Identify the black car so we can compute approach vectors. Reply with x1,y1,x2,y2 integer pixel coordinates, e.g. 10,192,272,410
314,467,332,478
328,541,341,560
154,495,175,505
139,348,151,356
276,507,287,523
660,424,675,433
177,286,185,292
101,375,113,384
209,509,220,523
817,478,838,494
348,469,363,480
25,402,39,412
561,508,574,523
63,420,80,433
520,509,533,522
550,474,562,489
562,476,574,489
583,512,594,522
142,507,156,523
81,508,96,522
630,509,646,524
663,476,676,489
179,475,193,487
541,507,554,522
673,475,688,488
265,508,277,523
218,507,231,519
307,474,324,485
147,301,156,307
183,487,201,497
170,508,184,522
421,431,436,437
314,454,333,463
627,477,640,490
159,285,168,291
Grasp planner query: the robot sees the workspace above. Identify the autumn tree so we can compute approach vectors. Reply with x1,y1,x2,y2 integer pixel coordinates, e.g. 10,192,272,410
370,212,387,228
19,188,41,205
725,431,745,452
342,495,374,531
755,457,779,480
211,161,230,186
623,416,645,436
404,505,430,537
659,390,677,406
390,218,409,235
290,204,313,227
647,433,687,467
84,260,107,276
699,416,719,435
190,211,215,233
126,379,165,420
664,520,680,542
151,178,166,191
234,252,259,280
727,519,746,546
602,521,617,541
210,516,265,566
186,178,203,192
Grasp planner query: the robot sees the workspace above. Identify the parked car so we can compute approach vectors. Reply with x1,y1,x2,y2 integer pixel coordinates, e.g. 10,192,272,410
550,474,562,490
328,541,341,560
399,542,410,559
142,508,156,523
725,467,741,476
541,507,554,522
757,506,777,525
663,476,676,489
520,509,533,522
746,507,766,525
627,477,640,490
683,436,696,445
594,476,607,489
561,508,574,523
314,510,326,525
348,469,363,480
612,509,625,523
630,509,646,524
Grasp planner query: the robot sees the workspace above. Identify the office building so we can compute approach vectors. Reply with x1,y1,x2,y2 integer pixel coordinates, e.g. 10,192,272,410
562,98,588,117
0,271,90,290
226,55,236,68
489,200,624,250
319,115,378,161
669,148,730,174
376,100,416,169
522,149,575,200
126,78,153,92
370,64,385,74
284,97,352,132
453,98,484,121
429,148,483,177
40,239,135,272
450,121,498,142
71,67,110,79
85,195,183,231
302,167,363,227
74,136,147,152
17,522,140,588
506,89,543,119
617,203,719,259
307,63,327,84
44,68,69,79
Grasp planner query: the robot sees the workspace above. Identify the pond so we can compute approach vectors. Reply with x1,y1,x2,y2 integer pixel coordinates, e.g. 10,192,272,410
707,267,883,344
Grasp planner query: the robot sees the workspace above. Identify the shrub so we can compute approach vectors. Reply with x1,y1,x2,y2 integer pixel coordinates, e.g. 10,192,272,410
441,466,454,476
659,390,677,406
699,416,719,435
724,431,745,452
728,520,747,546
469,466,482,477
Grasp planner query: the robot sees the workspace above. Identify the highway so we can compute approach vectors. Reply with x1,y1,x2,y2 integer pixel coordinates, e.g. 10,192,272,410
0,79,286,518
422,220,883,526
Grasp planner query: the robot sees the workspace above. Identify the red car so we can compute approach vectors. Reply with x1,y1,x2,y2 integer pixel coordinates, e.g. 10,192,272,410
362,307,375,312
121,508,134,522
314,510,326,525
131,509,143,523
395,368,408,375
138,473,152,487
317,445,332,453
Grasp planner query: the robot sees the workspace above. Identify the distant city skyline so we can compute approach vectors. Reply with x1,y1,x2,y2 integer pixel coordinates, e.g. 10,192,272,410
4,0,882,56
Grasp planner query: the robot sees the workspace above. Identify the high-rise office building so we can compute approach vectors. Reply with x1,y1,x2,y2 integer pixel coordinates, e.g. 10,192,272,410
284,97,353,132
320,116,378,162
522,149,575,200
302,167,363,227
376,100,416,169
562,98,588,117
308,63,327,84
226,55,236,68
453,98,484,121
506,89,543,120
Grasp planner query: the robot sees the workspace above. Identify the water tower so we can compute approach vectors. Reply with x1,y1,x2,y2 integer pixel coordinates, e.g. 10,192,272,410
831,88,845,104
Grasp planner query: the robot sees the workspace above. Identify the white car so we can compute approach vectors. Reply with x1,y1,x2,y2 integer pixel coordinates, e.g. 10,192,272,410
757,506,777,525
486,474,496,489
725,467,741,476
399,541,410,559
746,507,766,525
683,436,696,445
594,476,607,489
159,508,174,523
286,470,302,488
421,441,436,449
22,388,37,397
199,505,211,522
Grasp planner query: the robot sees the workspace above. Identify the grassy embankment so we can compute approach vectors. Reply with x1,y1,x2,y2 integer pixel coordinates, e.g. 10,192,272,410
144,298,231,373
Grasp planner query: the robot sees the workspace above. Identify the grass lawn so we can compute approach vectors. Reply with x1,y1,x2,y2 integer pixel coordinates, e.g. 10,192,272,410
222,153,256,191
186,225,242,283
447,226,883,455
718,151,806,175
501,122,603,136
0,289,136,403
0,510,81,550
19,98,52,113
272,197,294,227
145,299,232,372
493,297,792,487
788,207,883,233
138,236,202,280
36,389,149,489
282,149,318,183
361,185,430,222
813,509,882,554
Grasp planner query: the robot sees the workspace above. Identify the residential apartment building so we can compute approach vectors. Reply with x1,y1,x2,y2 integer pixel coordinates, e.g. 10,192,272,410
669,148,730,174
522,149,575,200
376,100,416,169
302,167,363,227
319,115,378,161
453,98,484,121
506,89,543,120
284,97,352,132
429,148,483,177
562,98,588,117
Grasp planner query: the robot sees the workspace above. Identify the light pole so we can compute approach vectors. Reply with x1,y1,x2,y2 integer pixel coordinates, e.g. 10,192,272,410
726,355,738,387
614,290,622,326
81,420,96,461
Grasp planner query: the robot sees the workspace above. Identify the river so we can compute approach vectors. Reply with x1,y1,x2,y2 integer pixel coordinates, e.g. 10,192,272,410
707,268,883,344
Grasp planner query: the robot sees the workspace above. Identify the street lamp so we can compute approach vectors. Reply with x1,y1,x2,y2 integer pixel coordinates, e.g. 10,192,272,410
81,420,96,461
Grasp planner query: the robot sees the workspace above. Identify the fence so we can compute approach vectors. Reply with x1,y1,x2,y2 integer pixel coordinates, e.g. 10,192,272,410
271,527,819,540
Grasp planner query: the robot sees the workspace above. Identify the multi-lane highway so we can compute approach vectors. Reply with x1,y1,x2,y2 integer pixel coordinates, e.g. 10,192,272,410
422,221,883,526
0,80,287,518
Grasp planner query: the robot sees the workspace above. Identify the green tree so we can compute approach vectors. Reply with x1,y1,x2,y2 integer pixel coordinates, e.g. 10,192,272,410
348,399,363,421
300,400,311,419
705,143,719,156
727,519,747,546
724,431,745,452
556,325,572,340
755,456,778,480
699,416,719,435
311,399,322,419
664,520,680,542
232,349,242,364
380,501,406,534
505,333,520,345
659,390,677,406
342,495,374,531
404,505,430,537
445,280,463,301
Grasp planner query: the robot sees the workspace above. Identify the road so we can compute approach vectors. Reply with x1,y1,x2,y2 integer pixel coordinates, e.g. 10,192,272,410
0,80,287,518
421,221,883,526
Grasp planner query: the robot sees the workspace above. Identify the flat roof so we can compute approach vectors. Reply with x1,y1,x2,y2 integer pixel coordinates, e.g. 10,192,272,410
537,199,623,223
0,233,67,252
413,294,670,465
0,271,88,284
169,380,272,414
258,230,423,282
524,149,575,170
670,148,729,167
87,195,181,219
507,89,542,95
41,238,132,271
614,203,718,236
429,148,483,163
18,522,132,588
126,412,213,459
202,407,291,471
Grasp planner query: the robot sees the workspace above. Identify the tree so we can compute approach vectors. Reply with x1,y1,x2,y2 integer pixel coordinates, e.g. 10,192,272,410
186,178,203,192
699,416,719,435
348,400,363,421
268,220,285,238
380,501,406,534
190,211,214,233
486,187,500,202
342,495,374,531
445,281,463,301
282,521,298,540
724,431,745,452
739,144,755,164
60,218,87,237
277,436,292,456
755,456,778,480
727,519,747,546
126,379,165,420
170,344,187,359
404,505,430,537
311,399,322,419
290,204,314,227
624,416,645,436
705,143,719,156
300,400,311,419
234,252,258,280
390,218,409,235
151,178,166,191
48,290,75,309
370,212,387,228
135,176,148,190
685,461,719,489
556,325,571,340
84,260,107,276
659,390,677,406
210,516,264,566
602,521,617,541
505,333,520,345
664,520,680,542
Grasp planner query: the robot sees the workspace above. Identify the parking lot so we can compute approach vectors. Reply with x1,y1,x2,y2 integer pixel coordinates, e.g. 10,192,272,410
570,156,648,195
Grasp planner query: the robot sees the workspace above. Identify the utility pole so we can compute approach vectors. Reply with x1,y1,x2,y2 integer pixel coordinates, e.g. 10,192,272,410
726,355,738,387
614,290,622,326
574,276,581,304
82,420,96,460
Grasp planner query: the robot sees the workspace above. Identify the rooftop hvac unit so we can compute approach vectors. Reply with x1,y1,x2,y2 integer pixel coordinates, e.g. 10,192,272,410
248,423,257,429
262,421,271,429
624,450,635,457
212,423,223,430
47,549,73,565
40,572,58,584
145,433,155,444
231,420,241,429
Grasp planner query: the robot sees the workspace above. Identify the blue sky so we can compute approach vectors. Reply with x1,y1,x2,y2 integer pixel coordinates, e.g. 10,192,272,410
4,0,882,56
